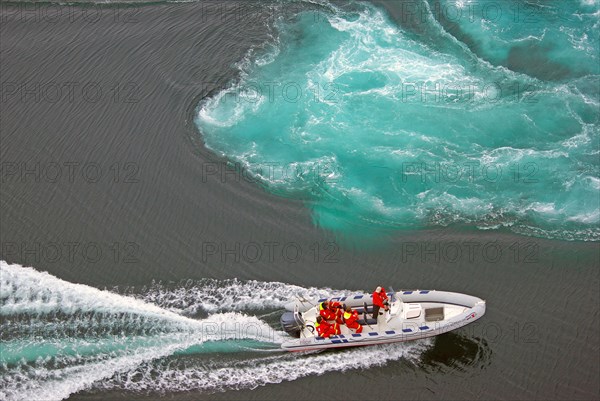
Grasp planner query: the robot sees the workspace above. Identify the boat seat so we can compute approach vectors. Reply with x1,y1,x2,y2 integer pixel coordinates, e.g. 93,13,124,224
357,318,378,326
403,303,422,319
353,306,374,314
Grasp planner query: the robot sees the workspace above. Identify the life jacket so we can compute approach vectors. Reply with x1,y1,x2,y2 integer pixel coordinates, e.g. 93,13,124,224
343,310,357,325
343,310,361,332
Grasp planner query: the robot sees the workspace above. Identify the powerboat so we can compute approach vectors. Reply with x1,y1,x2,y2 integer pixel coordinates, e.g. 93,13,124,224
280,288,485,351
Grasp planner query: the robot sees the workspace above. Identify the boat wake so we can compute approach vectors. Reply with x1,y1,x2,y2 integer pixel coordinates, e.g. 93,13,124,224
0,261,430,400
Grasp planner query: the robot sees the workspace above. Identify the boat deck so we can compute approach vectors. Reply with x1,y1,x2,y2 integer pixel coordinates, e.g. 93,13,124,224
298,302,469,339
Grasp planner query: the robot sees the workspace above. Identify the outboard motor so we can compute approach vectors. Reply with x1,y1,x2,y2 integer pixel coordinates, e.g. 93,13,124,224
280,311,305,338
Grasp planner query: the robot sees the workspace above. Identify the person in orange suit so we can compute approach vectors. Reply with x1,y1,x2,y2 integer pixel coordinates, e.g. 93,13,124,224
315,316,341,338
343,306,363,333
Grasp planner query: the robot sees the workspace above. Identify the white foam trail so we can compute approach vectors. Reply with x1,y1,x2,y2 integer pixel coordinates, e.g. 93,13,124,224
0,261,194,328
1,262,286,342
1,340,189,401
95,340,431,394
0,262,290,401
124,278,348,314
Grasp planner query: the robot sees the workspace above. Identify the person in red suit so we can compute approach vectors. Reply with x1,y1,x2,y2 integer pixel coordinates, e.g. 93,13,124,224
318,301,336,321
319,300,343,322
315,316,341,338
328,300,344,324
343,306,363,333
372,286,389,319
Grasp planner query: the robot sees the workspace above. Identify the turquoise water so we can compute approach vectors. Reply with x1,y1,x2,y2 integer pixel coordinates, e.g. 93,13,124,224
196,0,599,241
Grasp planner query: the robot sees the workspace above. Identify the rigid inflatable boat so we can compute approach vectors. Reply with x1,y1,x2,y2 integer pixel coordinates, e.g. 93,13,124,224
280,288,485,351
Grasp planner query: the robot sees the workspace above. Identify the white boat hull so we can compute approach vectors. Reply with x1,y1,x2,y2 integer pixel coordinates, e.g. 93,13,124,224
281,290,485,352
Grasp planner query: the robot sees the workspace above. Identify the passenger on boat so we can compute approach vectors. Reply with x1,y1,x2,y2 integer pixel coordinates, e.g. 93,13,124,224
319,301,342,322
372,286,389,319
343,306,363,333
315,316,341,338
328,300,344,324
